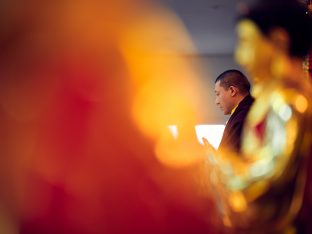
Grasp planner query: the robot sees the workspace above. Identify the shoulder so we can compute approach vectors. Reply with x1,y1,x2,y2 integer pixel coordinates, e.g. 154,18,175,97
239,95,254,108
233,95,254,116
231,96,254,121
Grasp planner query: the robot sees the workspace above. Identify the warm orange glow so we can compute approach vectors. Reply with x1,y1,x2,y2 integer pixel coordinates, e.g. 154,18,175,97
0,1,214,233
295,95,308,113
228,192,247,212
118,7,208,168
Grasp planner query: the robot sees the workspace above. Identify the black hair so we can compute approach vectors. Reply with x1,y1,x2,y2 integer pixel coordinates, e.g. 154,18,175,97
215,69,251,94
237,0,312,58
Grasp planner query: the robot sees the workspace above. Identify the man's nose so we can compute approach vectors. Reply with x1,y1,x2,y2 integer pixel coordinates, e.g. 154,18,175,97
215,99,219,106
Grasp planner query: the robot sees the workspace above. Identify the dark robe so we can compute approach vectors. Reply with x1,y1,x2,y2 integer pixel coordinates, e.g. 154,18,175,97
218,94,254,153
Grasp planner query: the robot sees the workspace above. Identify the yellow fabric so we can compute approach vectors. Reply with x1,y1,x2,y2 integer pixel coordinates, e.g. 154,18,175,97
231,104,238,115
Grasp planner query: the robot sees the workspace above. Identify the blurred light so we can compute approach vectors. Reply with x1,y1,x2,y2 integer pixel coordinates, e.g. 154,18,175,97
228,192,247,212
168,125,178,139
295,95,308,113
245,181,269,201
194,124,225,149
0,0,213,233
272,92,285,113
249,159,274,178
222,216,232,227
228,177,246,190
278,104,292,122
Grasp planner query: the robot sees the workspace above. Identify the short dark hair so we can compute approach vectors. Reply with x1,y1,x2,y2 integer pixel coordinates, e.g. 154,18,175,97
238,0,312,58
215,69,251,94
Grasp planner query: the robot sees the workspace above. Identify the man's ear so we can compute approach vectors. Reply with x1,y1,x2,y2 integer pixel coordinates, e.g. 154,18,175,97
229,86,238,97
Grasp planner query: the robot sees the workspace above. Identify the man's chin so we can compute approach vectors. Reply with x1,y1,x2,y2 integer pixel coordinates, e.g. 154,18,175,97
219,108,228,115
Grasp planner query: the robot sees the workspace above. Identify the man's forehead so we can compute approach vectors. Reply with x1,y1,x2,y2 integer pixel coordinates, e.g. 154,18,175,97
214,81,222,90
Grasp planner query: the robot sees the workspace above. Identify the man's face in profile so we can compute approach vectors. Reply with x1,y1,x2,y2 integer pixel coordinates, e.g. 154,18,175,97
214,80,234,115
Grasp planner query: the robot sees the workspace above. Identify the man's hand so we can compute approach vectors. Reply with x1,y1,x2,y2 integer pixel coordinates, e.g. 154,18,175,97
202,137,217,155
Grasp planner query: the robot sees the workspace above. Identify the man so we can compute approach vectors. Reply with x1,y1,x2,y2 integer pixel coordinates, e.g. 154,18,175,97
214,69,254,153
